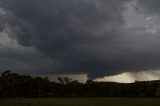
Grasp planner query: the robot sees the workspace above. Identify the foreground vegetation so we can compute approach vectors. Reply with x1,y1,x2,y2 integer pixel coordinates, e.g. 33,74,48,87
0,98,160,106
1,70,160,97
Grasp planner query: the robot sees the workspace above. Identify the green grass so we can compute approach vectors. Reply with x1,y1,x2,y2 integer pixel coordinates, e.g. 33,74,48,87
0,98,160,106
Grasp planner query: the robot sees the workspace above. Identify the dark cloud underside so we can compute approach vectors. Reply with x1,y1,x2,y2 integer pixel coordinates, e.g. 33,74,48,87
0,0,160,78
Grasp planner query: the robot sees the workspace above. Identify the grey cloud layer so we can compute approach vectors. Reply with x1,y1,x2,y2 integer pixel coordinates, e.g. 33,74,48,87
0,0,160,78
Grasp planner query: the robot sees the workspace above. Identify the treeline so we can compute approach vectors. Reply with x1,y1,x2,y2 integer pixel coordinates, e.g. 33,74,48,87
0,70,160,97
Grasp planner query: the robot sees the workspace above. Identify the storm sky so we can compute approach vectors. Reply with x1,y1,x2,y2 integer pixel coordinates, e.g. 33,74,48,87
0,0,160,81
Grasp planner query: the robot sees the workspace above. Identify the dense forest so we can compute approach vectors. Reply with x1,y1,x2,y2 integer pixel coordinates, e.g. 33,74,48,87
0,70,160,98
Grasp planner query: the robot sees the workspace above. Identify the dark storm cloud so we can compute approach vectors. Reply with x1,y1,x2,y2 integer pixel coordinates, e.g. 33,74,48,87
0,0,160,79
138,0,160,13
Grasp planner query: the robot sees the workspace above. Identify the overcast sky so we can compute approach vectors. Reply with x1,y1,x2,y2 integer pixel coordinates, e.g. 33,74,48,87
0,0,160,82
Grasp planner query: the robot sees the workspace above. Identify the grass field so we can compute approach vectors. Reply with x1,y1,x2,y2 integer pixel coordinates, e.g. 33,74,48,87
0,98,160,106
